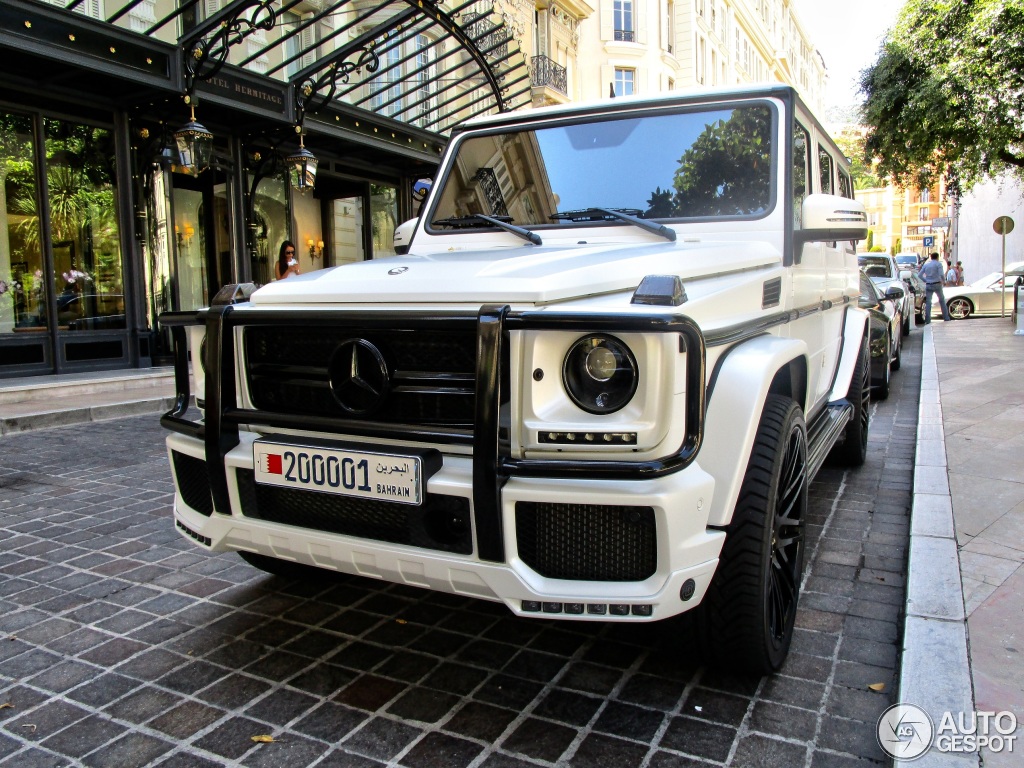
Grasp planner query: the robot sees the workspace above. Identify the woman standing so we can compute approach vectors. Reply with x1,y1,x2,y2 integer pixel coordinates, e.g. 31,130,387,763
274,241,300,280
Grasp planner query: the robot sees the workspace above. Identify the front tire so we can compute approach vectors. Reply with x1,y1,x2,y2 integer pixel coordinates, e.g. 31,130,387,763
891,329,902,371
699,395,808,675
239,551,324,580
947,297,972,319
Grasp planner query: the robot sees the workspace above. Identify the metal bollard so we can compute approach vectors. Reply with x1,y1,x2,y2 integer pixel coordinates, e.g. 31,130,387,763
1016,286,1024,335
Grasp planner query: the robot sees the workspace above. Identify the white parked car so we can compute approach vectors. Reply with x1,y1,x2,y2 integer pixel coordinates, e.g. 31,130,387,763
159,85,870,675
932,261,1024,319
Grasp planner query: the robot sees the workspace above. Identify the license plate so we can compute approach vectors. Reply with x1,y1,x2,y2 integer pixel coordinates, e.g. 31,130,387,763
253,441,423,505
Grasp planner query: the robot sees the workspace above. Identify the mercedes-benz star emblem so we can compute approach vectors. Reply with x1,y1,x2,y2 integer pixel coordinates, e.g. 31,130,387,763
388,266,409,275
329,339,390,415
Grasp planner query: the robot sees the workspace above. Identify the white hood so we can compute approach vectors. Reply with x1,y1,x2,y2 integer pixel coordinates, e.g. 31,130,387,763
250,240,782,306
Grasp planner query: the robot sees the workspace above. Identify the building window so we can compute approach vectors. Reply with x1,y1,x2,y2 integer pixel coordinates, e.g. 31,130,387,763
666,0,674,52
919,207,930,221
415,34,434,126
614,68,635,96
920,187,931,203
370,41,403,117
614,0,634,42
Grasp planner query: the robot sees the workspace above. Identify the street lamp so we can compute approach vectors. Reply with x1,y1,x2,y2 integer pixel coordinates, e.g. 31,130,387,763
287,134,318,192
173,99,214,176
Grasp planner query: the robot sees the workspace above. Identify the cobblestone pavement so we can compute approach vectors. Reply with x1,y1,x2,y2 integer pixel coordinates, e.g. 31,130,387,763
0,336,921,768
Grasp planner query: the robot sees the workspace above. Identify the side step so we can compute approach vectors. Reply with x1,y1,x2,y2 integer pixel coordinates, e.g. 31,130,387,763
806,399,854,481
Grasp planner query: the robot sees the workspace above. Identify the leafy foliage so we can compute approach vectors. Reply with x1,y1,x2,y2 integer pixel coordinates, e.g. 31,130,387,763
832,131,881,190
860,0,1024,193
643,107,773,218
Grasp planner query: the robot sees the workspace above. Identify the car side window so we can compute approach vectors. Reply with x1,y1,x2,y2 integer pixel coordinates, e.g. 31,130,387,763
838,169,853,199
818,145,833,195
793,124,810,228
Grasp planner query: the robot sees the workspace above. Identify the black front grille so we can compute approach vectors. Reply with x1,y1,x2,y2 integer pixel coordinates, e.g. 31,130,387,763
515,502,657,581
244,326,477,429
235,469,473,555
171,451,214,516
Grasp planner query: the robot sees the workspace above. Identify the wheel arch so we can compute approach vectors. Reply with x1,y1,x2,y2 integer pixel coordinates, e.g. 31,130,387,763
701,335,809,528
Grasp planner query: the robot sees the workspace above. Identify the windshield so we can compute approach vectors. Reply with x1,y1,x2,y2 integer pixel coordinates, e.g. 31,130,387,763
428,103,776,230
859,256,894,279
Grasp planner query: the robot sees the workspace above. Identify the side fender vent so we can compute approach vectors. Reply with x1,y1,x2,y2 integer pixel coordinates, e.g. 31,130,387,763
631,275,687,306
762,277,782,308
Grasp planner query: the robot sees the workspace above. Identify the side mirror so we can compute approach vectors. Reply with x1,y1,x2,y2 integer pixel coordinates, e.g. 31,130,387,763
393,219,417,255
885,285,905,300
795,194,869,245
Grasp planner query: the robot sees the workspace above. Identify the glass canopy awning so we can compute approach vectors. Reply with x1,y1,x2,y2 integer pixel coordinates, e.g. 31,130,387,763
1,0,532,138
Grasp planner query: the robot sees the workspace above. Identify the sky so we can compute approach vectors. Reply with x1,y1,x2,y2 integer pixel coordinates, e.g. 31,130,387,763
795,0,906,108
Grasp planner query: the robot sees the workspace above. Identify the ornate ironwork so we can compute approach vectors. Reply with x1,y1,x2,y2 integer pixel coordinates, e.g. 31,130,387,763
295,45,381,127
473,168,508,217
182,0,278,94
530,55,566,94
614,29,635,42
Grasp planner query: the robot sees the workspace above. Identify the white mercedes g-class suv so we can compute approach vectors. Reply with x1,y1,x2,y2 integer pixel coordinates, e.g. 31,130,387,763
161,85,870,674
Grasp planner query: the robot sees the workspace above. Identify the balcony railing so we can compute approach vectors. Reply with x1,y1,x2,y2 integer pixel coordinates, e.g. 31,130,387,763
614,29,635,42
530,55,567,95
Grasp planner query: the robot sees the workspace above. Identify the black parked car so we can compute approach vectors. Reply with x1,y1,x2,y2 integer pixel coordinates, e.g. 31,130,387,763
859,271,904,400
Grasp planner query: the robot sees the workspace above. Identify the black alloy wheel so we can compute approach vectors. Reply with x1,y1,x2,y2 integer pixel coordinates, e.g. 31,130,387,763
699,394,808,675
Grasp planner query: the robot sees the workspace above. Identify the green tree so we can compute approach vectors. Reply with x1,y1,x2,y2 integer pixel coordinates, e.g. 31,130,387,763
860,0,1024,193
832,131,881,190
644,107,773,218
866,228,874,251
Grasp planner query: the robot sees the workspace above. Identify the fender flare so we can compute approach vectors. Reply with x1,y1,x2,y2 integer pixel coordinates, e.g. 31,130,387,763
828,307,870,403
701,335,809,528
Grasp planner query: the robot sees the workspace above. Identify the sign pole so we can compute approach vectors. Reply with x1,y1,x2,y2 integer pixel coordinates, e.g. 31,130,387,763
993,216,1015,318
1002,228,1008,318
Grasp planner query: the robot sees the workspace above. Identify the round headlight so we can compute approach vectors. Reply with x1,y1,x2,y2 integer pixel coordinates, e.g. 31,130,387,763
562,335,638,414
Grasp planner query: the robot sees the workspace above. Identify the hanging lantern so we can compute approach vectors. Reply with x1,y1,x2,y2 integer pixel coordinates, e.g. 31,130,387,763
287,134,318,192
173,100,214,176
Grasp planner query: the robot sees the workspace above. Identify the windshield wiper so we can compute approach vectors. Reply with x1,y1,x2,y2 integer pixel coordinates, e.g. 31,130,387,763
550,207,676,242
431,214,542,246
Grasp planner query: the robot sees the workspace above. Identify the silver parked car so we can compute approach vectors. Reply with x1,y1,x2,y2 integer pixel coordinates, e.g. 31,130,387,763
932,261,1024,319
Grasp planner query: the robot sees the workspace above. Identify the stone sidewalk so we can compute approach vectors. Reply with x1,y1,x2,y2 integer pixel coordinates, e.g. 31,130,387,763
933,319,1024,766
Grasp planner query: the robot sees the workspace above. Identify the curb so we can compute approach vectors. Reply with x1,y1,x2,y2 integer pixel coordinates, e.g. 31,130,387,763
0,397,177,436
896,324,978,767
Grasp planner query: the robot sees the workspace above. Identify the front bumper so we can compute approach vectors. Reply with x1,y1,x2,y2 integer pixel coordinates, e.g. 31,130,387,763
168,429,724,621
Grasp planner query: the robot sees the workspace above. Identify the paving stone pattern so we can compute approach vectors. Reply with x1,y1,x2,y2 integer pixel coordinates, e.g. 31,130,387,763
0,339,920,767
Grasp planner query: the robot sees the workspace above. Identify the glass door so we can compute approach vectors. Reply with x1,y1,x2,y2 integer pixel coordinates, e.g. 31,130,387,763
170,167,234,310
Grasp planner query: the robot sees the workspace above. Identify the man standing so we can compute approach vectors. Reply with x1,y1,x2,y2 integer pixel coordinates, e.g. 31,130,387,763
919,252,952,322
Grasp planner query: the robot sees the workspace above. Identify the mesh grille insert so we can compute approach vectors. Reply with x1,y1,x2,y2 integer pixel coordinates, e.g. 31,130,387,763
171,451,213,517
515,502,657,581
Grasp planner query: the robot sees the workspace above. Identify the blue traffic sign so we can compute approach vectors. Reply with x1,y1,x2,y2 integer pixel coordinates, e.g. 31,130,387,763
923,236,935,247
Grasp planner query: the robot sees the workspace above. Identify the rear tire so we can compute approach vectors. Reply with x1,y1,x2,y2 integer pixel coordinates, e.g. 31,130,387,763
831,334,869,467
699,394,808,675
